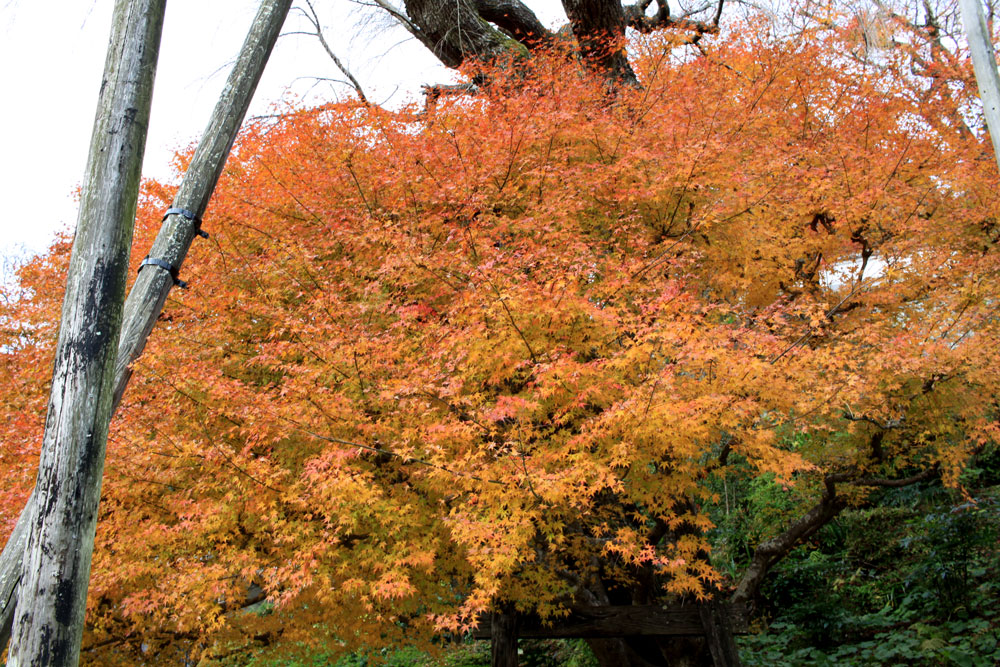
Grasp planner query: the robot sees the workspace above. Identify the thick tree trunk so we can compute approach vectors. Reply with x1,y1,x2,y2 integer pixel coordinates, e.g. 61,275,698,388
387,0,650,85
559,0,638,85
472,0,554,47
6,1,166,664
0,0,292,655
403,0,518,68
491,603,519,667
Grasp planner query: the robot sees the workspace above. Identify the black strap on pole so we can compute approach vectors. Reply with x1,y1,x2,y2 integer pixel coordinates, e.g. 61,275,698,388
163,207,209,238
138,257,188,289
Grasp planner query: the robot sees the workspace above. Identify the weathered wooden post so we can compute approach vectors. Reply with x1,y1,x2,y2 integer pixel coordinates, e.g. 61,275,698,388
699,600,742,667
6,1,166,664
111,0,294,410
491,603,520,667
958,0,1000,171
0,0,293,654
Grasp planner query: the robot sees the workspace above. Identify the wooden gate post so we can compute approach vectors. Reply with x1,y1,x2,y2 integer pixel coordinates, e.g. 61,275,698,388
491,603,519,667
699,600,743,667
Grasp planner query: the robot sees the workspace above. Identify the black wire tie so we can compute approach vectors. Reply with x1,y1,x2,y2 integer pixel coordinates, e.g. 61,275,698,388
138,257,188,289
163,207,209,239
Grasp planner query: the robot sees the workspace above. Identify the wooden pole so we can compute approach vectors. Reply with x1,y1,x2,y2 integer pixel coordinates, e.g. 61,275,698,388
111,0,294,410
958,0,1000,171
5,1,166,664
699,601,743,667
0,0,292,653
491,603,519,667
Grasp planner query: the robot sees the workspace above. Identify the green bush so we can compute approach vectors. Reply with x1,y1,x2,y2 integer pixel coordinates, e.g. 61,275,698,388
736,485,1000,666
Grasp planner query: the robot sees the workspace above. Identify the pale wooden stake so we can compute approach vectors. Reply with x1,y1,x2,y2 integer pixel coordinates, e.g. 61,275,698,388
6,1,166,664
959,0,1000,171
0,0,292,656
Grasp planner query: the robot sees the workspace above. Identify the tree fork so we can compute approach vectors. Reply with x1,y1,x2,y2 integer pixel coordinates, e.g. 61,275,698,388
0,0,292,654
6,1,166,663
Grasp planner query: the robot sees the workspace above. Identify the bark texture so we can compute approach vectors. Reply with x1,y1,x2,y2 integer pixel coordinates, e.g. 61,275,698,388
6,1,166,663
111,0,293,410
402,0,517,68
473,0,555,46
0,0,293,655
560,0,637,85
395,0,643,84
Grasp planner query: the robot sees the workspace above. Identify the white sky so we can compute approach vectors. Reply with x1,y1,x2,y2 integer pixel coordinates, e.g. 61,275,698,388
0,0,567,273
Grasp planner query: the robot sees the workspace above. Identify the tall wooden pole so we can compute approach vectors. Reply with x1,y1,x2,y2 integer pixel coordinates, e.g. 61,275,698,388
5,1,166,664
0,0,292,655
959,0,1000,171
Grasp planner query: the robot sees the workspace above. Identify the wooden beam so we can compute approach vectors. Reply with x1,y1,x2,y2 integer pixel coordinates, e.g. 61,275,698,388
471,603,748,640
111,0,294,410
699,600,743,667
0,0,293,653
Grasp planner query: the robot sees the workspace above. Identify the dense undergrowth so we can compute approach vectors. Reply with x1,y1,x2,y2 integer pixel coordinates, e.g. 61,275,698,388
734,454,1000,666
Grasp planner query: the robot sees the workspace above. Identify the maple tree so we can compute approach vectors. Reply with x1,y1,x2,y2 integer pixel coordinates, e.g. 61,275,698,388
2,4,1000,664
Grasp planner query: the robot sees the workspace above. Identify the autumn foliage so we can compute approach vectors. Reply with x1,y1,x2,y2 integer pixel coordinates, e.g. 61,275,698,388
2,9,1000,662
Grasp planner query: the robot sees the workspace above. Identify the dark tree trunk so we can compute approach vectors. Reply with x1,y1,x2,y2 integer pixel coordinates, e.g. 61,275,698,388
560,0,638,85
402,0,518,68
397,0,639,85
473,0,555,46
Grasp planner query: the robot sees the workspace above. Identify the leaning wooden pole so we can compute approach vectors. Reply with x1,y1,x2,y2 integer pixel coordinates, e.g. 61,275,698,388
5,1,166,664
111,0,293,409
0,0,292,654
959,0,1000,171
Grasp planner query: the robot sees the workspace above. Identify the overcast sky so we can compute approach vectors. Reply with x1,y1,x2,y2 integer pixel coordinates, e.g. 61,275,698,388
0,0,565,276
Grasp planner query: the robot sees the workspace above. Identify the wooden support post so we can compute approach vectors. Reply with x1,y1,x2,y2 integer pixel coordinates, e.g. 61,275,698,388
6,1,166,664
491,603,519,667
699,601,743,667
959,0,1000,172
0,0,293,653
111,0,293,410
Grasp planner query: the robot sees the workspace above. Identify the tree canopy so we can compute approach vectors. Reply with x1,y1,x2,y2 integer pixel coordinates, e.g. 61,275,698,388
1,4,999,664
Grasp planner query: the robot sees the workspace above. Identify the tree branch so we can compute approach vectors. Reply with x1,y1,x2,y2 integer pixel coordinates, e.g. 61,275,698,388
300,0,370,104
731,465,937,604
623,0,722,35
473,0,556,46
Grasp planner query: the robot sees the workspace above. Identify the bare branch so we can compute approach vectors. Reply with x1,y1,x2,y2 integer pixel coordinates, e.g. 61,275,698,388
623,0,722,34
365,0,424,39
300,0,370,104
